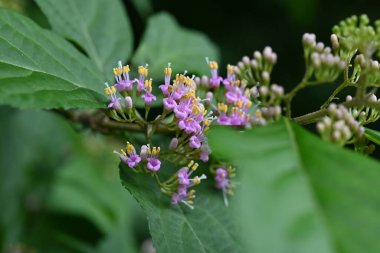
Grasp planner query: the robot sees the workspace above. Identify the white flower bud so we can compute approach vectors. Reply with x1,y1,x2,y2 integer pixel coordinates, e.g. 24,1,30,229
242,56,251,65
346,95,353,101
269,53,278,64
125,96,133,109
302,33,316,47
169,138,179,150
263,46,273,59
274,105,282,116
201,75,209,85
140,145,148,160
357,126,365,136
323,116,332,126
323,47,331,54
332,130,341,141
369,94,377,102
331,34,339,50
317,122,325,132
261,71,270,82
250,59,258,69
316,42,324,52
342,125,351,140
238,61,245,69
233,66,241,75
253,51,262,60
371,60,379,69
251,86,259,97
206,91,213,103
194,77,201,85
259,86,268,96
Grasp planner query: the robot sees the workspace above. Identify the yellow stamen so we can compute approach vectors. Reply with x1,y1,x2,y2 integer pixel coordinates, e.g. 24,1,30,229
104,86,116,96
187,160,194,168
164,66,172,76
123,65,130,74
227,64,234,74
113,67,122,76
138,66,148,76
193,176,201,185
209,61,218,69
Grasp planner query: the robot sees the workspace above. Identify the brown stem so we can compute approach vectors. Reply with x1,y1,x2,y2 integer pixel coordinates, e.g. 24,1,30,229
293,98,380,125
54,109,173,135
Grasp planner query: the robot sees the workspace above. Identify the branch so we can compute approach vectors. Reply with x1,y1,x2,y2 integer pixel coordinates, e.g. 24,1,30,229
293,98,380,125
54,109,173,135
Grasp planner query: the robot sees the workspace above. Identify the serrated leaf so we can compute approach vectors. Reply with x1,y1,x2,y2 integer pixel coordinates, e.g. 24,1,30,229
364,127,380,145
132,12,219,78
35,0,133,82
120,163,242,253
0,8,106,109
209,119,380,253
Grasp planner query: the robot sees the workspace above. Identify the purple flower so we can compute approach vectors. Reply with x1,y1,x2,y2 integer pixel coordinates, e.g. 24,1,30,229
171,161,207,209
177,168,190,185
159,64,172,96
163,97,177,111
147,157,161,171
189,135,201,149
127,153,141,168
108,96,121,110
208,60,223,88
114,142,141,169
113,62,134,92
215,168,229,189
141,92,156,106
178,118,200,134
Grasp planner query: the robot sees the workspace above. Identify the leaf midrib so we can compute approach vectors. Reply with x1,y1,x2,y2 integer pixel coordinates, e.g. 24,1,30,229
284,119,339,253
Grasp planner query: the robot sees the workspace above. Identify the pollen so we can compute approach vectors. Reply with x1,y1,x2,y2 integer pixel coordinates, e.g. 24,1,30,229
104,85,116,96
218,103,228,113
209,61,219,69
138,66,149,76
122,65,130,74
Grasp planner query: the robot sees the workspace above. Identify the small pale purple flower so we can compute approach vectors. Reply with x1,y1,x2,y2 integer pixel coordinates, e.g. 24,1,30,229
189,135,201,149
147,157,161,171
142,92,156,106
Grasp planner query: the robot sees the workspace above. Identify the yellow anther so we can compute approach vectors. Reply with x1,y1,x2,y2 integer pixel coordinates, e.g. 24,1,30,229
193,176,201,185
235,100,243,108
209,61,218,69
187,160,194,168
126,142,136,155
227,64,234,74
217,103,228,113
121,149,127,156
113,67,122,76
122,65,130,74
104,86,116,96
138,66,148,76
192,163,199,171
244,88,250,96
255,110,262,117
246,100,252,107
203,119,210,126
164,66,172,76
234,80,240,87
187,200,194,205
189,189,196,195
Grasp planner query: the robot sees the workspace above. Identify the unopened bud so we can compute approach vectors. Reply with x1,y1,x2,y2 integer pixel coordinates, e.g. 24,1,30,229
316,42,324,52
242,56,250,65
369,94,377,102
238,61,245,69
331,34,339,50
259,86,268,96
169,138,179,150
125,96,133,109
206,91,213,103
261,71,270,82
250,59,258,69
253,51,262,60
346,95,353,101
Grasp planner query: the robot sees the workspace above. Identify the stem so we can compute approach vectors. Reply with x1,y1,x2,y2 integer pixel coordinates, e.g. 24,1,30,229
293,98,380,125
320,81,348,109
54,110,173,135
285,79,325,117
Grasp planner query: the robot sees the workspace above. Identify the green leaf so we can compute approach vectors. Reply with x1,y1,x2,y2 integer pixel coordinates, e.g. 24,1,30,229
209,119,380,253
35,0,133,82
0,8,106,109
120,163,242,253
364,128,380,145
132,12,219,78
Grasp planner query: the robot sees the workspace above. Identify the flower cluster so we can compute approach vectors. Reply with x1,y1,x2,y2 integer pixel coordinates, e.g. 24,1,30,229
214,166,236,206
317,103,364,146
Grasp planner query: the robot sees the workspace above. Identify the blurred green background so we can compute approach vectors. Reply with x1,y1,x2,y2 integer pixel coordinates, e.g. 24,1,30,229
1,0,379,252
